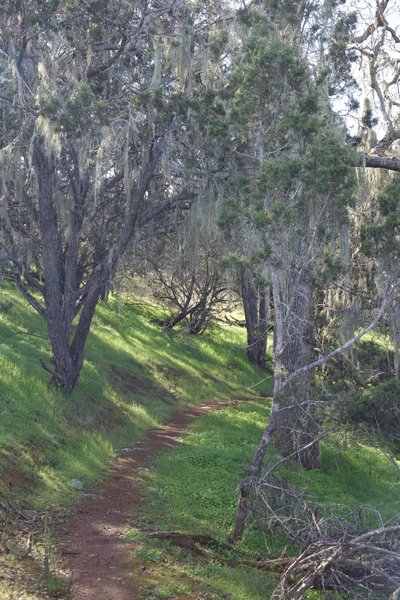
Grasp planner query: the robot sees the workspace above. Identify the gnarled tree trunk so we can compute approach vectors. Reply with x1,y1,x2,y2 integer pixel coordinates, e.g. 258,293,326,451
230,267,320,541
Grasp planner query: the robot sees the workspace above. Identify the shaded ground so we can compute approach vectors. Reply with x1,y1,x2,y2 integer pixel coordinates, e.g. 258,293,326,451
57,401,244,600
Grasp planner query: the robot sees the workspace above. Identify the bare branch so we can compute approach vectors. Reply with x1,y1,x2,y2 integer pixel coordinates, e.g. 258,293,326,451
86,34,127,79
351,0,391,44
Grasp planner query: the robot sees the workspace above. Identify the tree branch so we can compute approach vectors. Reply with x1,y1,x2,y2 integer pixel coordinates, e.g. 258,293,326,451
351,0,390,44
86,34,127,79
281,290,390,390
357,153,400,172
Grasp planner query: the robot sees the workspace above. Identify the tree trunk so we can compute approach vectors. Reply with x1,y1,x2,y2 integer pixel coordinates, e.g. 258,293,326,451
230,267,320,542
241,268,268,369
230,416,276,542
273,275,321,470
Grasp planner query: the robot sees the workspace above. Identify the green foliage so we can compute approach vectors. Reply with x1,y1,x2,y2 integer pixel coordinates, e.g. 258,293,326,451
361,176,400,258
281,92,321,139
38,84,113,135
256,157,302,197
220,252,249,271
217,209,241,229
316,253,345,284
302,130,356,200
322,336,394,396
219,0,357,294
328,10,358,95
320,335,400,457
361,105,378,129
2,0,224,398
341,378,400,443
252,209,273,229
210,29,229,60
352,338,393,378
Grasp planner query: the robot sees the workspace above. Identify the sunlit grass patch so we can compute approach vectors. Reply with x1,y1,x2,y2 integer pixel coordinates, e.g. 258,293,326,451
0,282,268,599
127,401,280,599
0,283,266,510
285,433,400,518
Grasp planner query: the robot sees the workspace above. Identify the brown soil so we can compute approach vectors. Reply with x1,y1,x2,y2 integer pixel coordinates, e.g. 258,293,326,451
57,400,243,600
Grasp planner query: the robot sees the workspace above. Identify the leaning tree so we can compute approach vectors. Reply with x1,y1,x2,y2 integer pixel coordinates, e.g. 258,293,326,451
0,0,227,392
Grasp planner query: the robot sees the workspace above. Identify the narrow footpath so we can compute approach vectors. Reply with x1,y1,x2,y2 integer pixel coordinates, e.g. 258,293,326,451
57,400,242,600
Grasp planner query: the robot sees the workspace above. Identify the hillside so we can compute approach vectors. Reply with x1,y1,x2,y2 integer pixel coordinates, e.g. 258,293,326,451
0,283,267,599
1,283,400,599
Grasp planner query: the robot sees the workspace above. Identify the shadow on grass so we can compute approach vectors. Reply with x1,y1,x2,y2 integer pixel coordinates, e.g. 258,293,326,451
0,286,269,599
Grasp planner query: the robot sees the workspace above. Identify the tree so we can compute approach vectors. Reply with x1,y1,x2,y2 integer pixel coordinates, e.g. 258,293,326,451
0,0,225,392
229,0,400,541
340,0,400,171
239,265,269,369
135,234,229,334
218,0,356,472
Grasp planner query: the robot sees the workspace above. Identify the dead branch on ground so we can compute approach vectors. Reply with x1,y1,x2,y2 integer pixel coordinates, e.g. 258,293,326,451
252,474,400,598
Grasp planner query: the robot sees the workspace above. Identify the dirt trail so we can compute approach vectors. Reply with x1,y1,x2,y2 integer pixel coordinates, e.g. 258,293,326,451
58,400,242,600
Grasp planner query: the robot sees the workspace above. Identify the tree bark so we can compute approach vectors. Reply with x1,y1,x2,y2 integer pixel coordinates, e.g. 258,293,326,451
358,153,400,172
240,267,268,369
33,146,74,388
273,274,321,470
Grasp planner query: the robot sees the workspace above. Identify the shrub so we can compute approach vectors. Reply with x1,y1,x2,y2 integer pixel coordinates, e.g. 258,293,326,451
341,378,400,442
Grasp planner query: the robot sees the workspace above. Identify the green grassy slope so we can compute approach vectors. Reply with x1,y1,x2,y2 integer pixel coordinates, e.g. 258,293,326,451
4,281,398,599
0,284,267,510
0,283,270,598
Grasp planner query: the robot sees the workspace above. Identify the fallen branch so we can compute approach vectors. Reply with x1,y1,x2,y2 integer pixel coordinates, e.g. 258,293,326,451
147,531,292,570
0,497,33,522
252,478,400,599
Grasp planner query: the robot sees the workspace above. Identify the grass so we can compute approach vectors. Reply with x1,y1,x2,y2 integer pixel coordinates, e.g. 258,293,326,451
285,433,400,517
128,402,279,599
0,284,267,509
143,402,271,546
3,281,400,598
129,399,400,599
0,282,268,598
